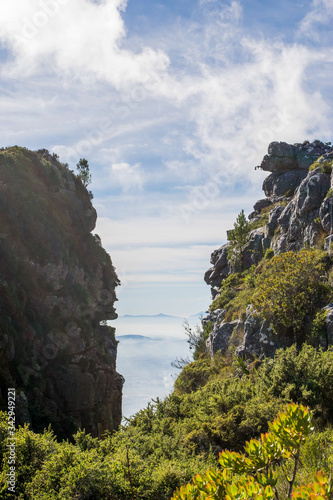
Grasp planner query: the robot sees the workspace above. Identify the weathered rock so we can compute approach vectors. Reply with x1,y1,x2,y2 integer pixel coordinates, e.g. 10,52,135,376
206,319,242,358
204,244,230,291
253,199,272,212
325,306,333,348
320,194,333,234
324,235,333,252
258,140,331,173
235,307,291,359
295,140,332,169
259,141,297,172
262,170,307,197
265,205,285,238
202,309,225,328
272,169,330,254
242,227,270,269
0,147,123,439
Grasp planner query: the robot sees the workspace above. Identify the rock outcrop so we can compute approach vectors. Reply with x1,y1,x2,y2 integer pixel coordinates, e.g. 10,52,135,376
0,147,123,438
204,140,333,360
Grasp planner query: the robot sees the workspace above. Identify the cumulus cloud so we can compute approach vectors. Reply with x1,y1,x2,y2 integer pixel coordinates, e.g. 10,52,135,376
0,0,169,88
183,39,331,181
110,162,144,191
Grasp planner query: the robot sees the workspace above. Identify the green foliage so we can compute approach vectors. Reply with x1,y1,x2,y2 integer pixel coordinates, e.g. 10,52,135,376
76,157,92,187
311,309,328,346
227,210,250,270
210,267,256,322
264,248,274,259
248,201,289,233
251,249,331,341
172,404,331,500
309,157,333,175
174,357,220,394
183,320,212,360
210,273,241,312
326,188,333,199
1,345,333,498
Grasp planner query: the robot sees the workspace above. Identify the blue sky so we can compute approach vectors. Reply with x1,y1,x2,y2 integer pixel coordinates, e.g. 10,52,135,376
0,0,332,316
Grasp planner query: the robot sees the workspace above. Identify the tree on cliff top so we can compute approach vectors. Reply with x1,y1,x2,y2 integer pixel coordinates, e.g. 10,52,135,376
76,158,92,187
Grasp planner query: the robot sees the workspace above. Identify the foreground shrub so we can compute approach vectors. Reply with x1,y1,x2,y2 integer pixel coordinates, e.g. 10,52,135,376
171,404,332,499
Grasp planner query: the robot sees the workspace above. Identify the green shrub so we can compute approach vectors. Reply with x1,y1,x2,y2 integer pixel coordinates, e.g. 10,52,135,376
264,248,274,259
251,249,331,342
309,157,333,174
172,404,330,500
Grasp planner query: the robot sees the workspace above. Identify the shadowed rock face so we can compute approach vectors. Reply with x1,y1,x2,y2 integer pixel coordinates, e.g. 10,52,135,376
0,147,123,439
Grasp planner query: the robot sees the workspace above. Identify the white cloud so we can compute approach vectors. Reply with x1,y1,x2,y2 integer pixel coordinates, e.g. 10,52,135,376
298,0,333,40
110,162,144,191
0,0,169,88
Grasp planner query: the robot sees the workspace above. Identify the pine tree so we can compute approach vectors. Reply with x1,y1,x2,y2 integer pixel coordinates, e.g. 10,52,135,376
227,209,250,271
76,158,92,187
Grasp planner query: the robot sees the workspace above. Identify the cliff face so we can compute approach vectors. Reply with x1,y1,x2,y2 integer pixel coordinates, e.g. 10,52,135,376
0,146,123,438
204,140,333,360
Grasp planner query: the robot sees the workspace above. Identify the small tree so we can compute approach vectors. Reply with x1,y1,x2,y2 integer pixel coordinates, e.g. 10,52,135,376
76,158,92,187
227,210,250,271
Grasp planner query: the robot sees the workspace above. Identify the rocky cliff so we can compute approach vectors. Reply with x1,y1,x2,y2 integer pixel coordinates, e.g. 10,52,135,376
0,146,123,438
204,139,333,360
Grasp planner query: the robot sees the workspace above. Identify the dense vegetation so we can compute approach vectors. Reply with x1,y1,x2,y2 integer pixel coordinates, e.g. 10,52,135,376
1,345,333,498
172,404,332,499
209,248,332,347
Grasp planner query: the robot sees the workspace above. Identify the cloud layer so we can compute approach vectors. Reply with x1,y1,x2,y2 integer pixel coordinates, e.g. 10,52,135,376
1,0,333,314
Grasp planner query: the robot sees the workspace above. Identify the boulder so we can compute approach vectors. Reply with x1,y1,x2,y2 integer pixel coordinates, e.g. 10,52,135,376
204,244,230,292
235,306,291,359
262,170,307,197
258,140,332,173
242,228,270,269
206,319,242,358
259,141,297,172
295,140,332,169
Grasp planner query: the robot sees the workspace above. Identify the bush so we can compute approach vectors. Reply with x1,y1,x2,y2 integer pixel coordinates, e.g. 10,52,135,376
309,157,333,174
251,249,331,342
171,404,331,500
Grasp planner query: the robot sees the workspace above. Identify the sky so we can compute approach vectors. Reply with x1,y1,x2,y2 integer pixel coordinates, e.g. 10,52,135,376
0,0,333,317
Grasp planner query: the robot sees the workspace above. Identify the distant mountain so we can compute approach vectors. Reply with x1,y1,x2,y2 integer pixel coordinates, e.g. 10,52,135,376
120,313,182,319
119,313,205,319
188,312,207,319
116,335,152,341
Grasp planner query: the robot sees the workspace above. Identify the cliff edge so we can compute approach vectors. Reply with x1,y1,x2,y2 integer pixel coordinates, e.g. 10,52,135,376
0,146,123,438
204,139,333,360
